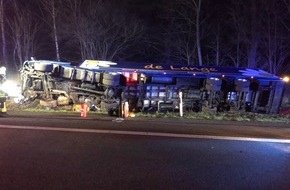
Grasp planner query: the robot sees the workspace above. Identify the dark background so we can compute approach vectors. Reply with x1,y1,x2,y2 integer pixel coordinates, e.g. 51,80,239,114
1,0,290,76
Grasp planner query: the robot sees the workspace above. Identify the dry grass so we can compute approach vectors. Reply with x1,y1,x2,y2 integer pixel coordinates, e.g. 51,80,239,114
135,110,290,123
6,99,290,123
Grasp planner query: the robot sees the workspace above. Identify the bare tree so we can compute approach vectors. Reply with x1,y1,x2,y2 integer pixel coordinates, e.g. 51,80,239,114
210,24,221,66
226,0,264,69
247,0,260,68
40,0,60,61
61,0,144,61
259,0,290,75
0,0,7,67
6,1,39,69
171,23,197,65
164,0,204,66
204,2,228,67
194,0,203,66
226,0,248,67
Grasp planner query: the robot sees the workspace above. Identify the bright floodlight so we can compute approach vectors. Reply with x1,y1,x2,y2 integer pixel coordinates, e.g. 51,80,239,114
283,76,289,83
0,66,6,75
0,80,22,98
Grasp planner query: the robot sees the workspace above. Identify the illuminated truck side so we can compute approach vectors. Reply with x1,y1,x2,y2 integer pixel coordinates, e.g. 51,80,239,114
19,59,285,114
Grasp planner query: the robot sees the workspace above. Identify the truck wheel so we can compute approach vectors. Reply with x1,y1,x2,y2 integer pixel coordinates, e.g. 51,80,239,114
103,73,120,80
103,79,121,86
34,62,53,72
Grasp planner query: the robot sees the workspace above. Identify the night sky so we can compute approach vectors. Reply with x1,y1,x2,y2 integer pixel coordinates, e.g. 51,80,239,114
1,0,290,75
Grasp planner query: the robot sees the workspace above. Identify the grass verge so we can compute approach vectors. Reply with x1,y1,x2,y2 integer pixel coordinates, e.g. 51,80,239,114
7,100,290,123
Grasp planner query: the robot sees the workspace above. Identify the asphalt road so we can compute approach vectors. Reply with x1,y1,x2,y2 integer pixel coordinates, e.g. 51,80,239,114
1,111,290,139
0,111,289,190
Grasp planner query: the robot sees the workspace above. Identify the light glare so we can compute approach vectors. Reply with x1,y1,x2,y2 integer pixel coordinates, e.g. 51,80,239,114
282,76,289,83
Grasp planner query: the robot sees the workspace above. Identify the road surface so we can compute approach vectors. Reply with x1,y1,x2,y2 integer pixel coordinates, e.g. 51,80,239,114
0,111,289,189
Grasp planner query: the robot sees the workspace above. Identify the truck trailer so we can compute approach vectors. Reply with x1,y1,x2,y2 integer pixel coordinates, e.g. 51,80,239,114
19,59,285,114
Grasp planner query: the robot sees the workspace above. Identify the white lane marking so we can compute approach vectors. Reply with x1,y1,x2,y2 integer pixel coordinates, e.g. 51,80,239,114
0,124,289,143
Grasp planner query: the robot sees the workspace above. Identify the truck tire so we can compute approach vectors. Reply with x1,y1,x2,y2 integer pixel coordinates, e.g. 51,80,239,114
103,73,120,80
84,70,95,83
102,79,121,86
95,72,102,83
103,73,126,86
34,62,53,72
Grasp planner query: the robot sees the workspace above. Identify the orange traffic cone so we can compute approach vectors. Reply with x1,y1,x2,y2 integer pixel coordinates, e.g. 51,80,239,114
123,101,129,118
81,102,89,118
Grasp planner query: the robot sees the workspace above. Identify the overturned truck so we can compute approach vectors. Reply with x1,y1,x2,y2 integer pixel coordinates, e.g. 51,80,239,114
19,60,285,114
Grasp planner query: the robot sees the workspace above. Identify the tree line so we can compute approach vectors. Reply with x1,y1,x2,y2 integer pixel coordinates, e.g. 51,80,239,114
0,0,290,75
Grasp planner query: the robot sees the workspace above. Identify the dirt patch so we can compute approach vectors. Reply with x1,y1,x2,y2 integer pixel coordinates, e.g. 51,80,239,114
6,99,73,112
